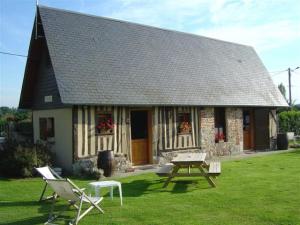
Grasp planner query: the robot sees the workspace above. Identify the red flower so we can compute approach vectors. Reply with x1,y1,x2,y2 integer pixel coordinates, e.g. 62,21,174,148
96,116,115,133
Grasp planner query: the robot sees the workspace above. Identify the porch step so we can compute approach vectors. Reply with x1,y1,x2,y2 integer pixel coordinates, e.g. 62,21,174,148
133,164,156,170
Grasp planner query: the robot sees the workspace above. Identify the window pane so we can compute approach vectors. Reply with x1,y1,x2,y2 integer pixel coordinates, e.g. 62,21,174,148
39,117,54,140
47,118,54,137
243,111,250,131
131,111,148,139
214,108,226,142
39,118,47,140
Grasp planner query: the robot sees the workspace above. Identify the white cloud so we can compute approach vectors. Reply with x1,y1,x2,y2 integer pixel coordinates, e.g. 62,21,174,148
105,0,300,53
196,20,300,52
108,0,210,29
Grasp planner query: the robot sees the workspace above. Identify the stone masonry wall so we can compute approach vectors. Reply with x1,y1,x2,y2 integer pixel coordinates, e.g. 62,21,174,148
200,107,215,156
200,107,243,158
225,108,243,154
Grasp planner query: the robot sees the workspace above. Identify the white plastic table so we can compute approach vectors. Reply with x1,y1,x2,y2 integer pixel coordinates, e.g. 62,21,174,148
89,181,123,206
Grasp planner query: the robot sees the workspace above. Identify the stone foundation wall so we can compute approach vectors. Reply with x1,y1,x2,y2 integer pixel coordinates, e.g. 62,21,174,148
72,153,131,177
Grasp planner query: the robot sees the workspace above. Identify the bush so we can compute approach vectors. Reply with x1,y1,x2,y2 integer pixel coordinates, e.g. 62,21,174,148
0,139,54,178
278,110,300,135
16,121,33,136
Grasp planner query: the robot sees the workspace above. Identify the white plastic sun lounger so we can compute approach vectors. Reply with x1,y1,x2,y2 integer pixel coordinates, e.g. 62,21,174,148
35,166,63,201
45,178,104,225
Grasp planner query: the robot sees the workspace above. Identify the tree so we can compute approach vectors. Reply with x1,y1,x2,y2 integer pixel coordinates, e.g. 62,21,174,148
279,110,300,134
0,107,31,123
278,83,287,101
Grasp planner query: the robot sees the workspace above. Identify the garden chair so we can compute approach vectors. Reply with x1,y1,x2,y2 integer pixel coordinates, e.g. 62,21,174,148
45,178,104,225
35,166,63,201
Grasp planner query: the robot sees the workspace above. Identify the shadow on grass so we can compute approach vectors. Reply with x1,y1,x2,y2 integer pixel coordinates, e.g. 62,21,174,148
2,214,80,225
120,177,212,197
0,201,48,225
0,200,43,208
0,200,88,225
1,215,46,225
0,177,12,181
121,179,158,197
171,180,209,193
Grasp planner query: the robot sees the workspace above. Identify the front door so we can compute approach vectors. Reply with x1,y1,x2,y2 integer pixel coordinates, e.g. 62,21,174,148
131,111,149,165
243,110,254,150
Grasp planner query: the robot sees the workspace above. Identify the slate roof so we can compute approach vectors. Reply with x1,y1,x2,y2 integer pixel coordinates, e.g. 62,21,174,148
20,5,288,107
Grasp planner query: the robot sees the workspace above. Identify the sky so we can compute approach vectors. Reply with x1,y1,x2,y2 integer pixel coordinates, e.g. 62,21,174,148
0,0,299,107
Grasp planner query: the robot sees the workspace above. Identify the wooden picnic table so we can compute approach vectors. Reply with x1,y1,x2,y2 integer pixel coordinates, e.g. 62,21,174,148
159,152,221,188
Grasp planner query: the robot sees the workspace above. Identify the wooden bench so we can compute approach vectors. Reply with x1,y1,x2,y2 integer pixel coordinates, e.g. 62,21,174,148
208,162,221,176
156,163,174,177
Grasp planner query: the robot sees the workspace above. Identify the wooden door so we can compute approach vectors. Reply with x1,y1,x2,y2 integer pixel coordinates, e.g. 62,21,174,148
131,111,149,165
243,110,254,150
254,109,270,150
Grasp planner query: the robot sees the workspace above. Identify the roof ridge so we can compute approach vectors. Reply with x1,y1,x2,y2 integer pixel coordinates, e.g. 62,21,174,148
38,4,252,49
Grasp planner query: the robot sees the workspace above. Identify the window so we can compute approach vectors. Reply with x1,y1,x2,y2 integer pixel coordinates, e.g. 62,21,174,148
96,113,114,135
243,110,250,131
178,113,192,134
214,108,226,143
131,111,148,139
39,117,54,140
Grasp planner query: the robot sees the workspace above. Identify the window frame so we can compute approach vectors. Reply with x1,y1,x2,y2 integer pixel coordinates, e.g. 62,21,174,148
39,117,55,141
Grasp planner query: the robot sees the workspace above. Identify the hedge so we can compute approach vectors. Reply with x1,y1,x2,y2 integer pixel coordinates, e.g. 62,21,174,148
278,110,300,135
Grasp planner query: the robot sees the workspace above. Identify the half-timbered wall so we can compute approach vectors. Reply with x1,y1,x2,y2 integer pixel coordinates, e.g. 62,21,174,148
73,106,131,160
152,106,201,158
74,106,202,161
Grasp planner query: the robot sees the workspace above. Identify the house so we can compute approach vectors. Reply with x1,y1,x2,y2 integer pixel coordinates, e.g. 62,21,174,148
19,6,287,172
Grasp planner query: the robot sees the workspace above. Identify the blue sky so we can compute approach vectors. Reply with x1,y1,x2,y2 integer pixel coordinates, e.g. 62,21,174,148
0,0,299,107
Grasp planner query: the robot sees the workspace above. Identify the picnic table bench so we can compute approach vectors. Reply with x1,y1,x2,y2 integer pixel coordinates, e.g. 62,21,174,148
156,152,221,188
208,161,221,176
156,163,174,177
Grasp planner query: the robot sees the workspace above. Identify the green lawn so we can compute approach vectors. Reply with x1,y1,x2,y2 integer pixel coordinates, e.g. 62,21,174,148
1,150,300,225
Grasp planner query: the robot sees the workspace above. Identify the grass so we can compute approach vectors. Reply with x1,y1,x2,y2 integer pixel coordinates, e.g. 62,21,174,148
1,150,300,225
